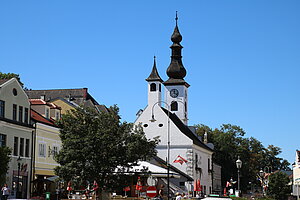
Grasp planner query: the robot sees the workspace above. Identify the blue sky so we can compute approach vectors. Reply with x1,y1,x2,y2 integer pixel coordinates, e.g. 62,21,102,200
1,1,299,165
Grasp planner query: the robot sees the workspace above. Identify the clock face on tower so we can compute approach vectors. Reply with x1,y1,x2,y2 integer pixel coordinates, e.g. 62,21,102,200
170,89,179,98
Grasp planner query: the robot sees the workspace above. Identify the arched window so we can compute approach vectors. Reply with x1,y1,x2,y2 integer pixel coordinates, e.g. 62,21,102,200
150,83,156,91
171,101,178,111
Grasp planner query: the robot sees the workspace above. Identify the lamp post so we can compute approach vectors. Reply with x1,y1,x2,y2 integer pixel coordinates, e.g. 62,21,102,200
260,166,272,196
16,156,22,198
236,156,242,197
150,101,171,200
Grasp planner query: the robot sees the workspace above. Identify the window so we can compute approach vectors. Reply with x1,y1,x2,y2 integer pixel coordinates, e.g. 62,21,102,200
13,104,17,120
0,100,5,118
19,106,23,122
53,146,58,156
159,84,161,92
25,139,30,157
45,108,49,119
171,101,178,111
208,158,211,171
55,111,60,121
24,108,29,124
150,83,156,91
13,137,18,156
0,134,7,147
19,138,24,157
39,143,46,157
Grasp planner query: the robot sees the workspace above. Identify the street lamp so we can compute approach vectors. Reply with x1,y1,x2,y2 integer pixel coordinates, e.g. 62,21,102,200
236,156,242,197
150,101,171,200
17,155,22,198
259,167,272,196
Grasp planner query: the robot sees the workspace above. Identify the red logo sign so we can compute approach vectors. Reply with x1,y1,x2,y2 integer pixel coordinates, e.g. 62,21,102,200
146,186,157,198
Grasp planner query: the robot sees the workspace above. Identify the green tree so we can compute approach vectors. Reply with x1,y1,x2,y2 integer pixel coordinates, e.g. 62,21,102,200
55,105,159,192
195,123,290,192
267,171,291,200
0,72,24,87
0,147,11,186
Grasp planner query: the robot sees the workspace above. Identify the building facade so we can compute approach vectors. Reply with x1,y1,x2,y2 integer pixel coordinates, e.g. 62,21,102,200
0,78,33,198
293,150,300,198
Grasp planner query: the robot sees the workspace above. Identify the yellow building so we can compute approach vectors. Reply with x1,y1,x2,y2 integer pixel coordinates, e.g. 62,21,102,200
30,99,61,196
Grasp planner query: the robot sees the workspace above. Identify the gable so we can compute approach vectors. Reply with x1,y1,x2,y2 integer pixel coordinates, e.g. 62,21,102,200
0,78,30,121
50,98,76,115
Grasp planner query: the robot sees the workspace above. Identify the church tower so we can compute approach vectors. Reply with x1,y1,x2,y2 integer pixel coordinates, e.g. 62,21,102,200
146,56,163,107
163,13,189,124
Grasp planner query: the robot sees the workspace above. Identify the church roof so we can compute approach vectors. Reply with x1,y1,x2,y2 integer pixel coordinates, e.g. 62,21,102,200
161,107,214,152
146,56,163,82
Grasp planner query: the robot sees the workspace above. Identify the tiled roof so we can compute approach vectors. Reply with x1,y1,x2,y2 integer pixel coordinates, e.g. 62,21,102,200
25,88,99,106
29,99,48,105
161,107,214,152
31,109,57,127
0,79,10,85
29,99,61,110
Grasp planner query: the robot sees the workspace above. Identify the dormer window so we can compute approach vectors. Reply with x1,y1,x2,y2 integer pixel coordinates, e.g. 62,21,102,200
150,83,156,91
45,108,50,119
55,111,60,121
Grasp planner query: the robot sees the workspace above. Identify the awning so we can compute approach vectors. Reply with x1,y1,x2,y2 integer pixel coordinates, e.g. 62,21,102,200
116,161,180,178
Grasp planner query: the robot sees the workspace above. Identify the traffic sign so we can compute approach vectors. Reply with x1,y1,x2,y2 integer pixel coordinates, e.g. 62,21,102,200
147,176,158,186
146,186,157,198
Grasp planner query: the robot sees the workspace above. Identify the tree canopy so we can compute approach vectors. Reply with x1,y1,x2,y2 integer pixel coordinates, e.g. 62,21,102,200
0,72,24,87
55,105,159,191
195,123,290,191
0,146,11,186
267,171,291,200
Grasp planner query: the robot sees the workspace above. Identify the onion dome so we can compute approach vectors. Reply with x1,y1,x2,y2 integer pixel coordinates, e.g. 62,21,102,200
164,12,189,87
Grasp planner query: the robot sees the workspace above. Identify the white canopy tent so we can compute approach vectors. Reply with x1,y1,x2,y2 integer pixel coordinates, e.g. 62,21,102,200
116,161,180,178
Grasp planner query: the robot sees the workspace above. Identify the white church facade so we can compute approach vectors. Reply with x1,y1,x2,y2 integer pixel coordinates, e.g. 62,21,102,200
134,16,214,195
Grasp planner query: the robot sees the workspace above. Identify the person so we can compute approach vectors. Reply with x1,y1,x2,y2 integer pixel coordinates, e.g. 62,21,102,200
158,184,164,200
1,184,10,200
175,192,182,200
181,192,187,199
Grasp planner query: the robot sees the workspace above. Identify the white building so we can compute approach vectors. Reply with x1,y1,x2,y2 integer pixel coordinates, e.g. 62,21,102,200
134,17,214,195
292,150,300,198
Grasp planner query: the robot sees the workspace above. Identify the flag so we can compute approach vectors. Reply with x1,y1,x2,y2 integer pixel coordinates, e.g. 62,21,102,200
173,155,188,165
193,179,201,191
135,177,142,191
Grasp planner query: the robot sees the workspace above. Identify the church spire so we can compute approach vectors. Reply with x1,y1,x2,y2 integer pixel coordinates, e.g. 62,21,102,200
146,56,163,82
164,12,189,87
